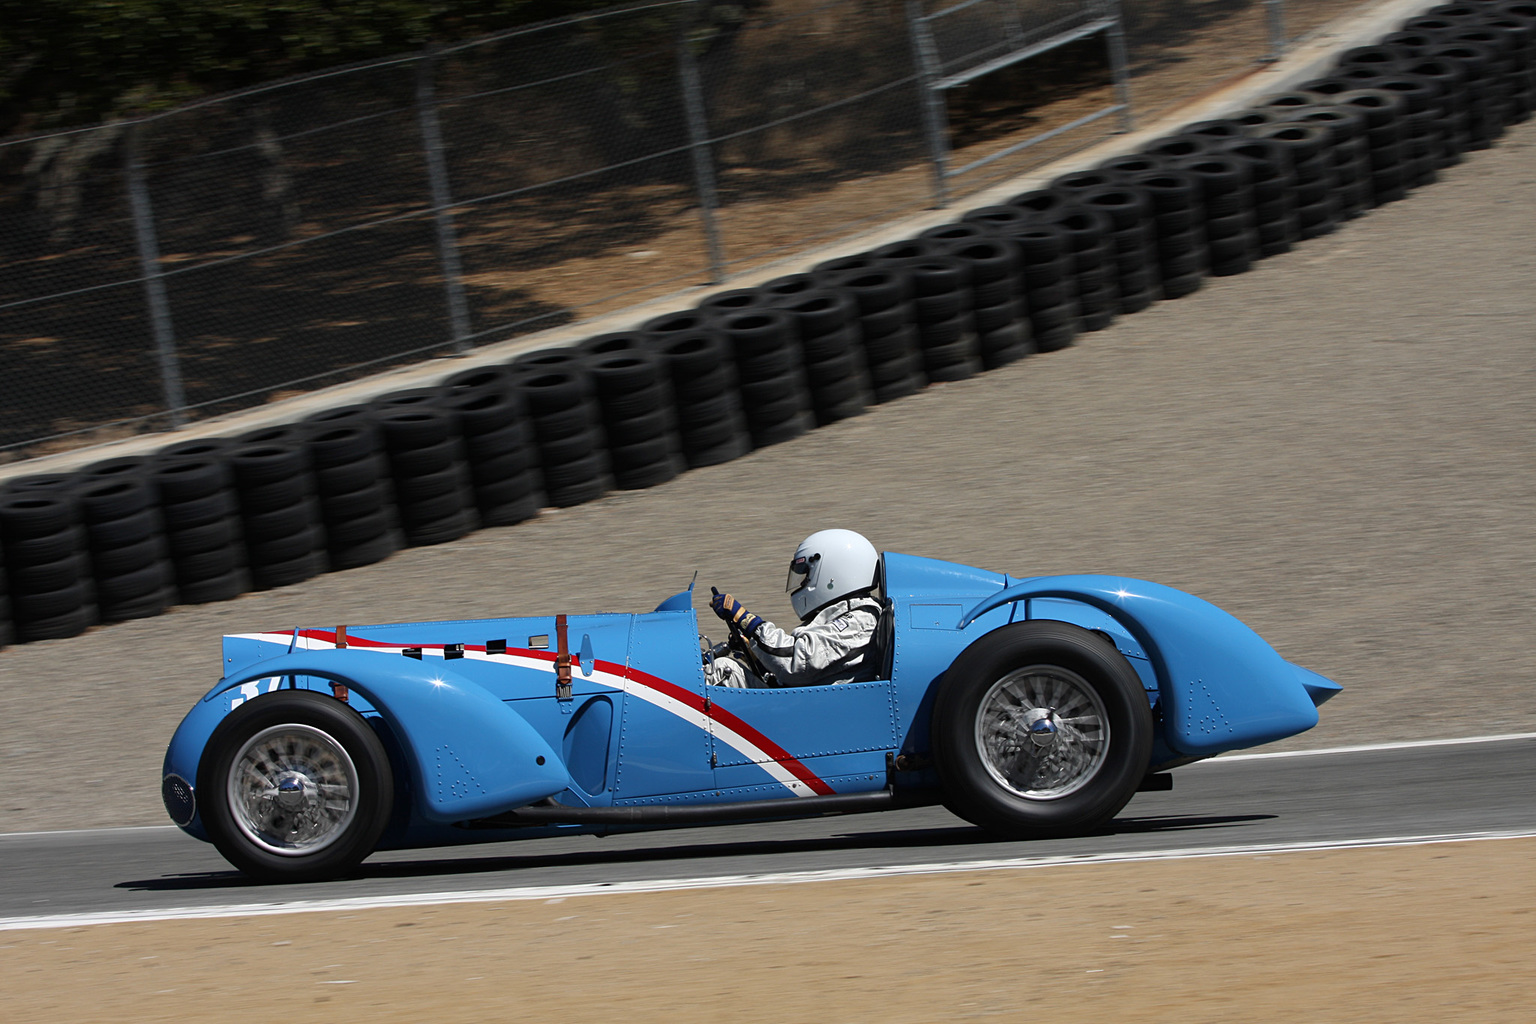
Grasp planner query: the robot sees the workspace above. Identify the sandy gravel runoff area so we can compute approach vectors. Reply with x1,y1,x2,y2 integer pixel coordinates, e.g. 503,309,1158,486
4,837,1535,1022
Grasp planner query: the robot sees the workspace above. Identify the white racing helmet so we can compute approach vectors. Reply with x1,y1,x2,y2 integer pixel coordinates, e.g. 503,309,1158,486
786,529,879,619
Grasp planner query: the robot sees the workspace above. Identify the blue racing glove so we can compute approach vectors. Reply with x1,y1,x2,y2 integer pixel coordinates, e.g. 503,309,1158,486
710,587,764,636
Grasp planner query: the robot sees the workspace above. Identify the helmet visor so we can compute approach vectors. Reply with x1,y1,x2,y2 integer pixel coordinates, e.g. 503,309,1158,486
785,553,816,592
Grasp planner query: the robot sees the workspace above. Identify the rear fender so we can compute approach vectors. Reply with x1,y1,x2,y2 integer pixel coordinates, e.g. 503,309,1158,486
173,650,570,825
961,576,1325,755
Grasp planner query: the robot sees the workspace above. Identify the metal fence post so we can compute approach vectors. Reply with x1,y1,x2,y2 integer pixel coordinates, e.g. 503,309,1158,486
676,10,727,285
415,49,473,353
1103,0,1135,132
123,123,187,428
1263,0,1289,63
906,0,951,208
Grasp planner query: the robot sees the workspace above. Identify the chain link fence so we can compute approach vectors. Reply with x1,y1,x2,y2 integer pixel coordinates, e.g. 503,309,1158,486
1,0,1380,461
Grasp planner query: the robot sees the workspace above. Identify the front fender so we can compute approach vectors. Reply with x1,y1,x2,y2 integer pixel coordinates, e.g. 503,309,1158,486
962,576,1329,756
168,651,571,826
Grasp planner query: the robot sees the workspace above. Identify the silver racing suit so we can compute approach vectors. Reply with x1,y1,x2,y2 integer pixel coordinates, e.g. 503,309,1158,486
709,595,883,688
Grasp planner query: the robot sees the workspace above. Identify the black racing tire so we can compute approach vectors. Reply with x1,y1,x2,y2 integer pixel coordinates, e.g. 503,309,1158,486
857,301,914,341
242,501,315,542
326,510,393,547
604,408,674,447
101,584,175,623
306,425,378,468
640,309,717,339
16,603,94,642
1034,321,1079,352
97,560,171,604
444,388,524,436
684,433,753,468
78,478,153,521
463,421,533,462
166,516,240,558
20,580,87,619
174,545,243,583
931,621,1153,838
914,290,966,323
0,494,75,539
251,549,326,589
771,290,857,340
970,276,1016,308
466,446,535,486
317,482,392,523
972,300,1023,335
11,556,82,594
248,526,324,568
236,474,313,515
198,690,393,882
831,269,911,314
315,456,389,499
393,464,468,504
162,490,240,531
91,533,165,576
443,363,520,396
152,458,231,503
329,531,402,570
85,506,161,549
179,568,249,604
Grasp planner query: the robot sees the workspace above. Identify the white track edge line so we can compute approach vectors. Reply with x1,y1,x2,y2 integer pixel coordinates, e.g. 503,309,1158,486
4,828,1533,931
1195,731,1536,764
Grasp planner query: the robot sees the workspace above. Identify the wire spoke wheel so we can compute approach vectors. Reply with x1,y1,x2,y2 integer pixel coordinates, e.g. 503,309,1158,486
200,689,393,882
975,666,1109,799
228,724,360,855
933,621,1153,839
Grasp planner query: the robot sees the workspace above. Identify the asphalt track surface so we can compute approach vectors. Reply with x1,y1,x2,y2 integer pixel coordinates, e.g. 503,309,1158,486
3,735,1532,925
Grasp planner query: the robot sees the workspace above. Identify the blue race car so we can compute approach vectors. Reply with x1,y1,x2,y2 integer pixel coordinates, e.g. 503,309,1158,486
162,550,1340,881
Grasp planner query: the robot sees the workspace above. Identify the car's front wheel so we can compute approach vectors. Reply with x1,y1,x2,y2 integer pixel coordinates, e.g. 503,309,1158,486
199,689,393,882
932,621,1153,838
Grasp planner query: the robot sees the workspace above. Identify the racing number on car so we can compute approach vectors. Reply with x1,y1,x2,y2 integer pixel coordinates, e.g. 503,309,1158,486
229,677,283,709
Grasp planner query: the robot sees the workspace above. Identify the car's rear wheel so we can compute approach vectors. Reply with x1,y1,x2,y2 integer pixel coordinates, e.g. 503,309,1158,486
199,689,393,882
932,621,1153,838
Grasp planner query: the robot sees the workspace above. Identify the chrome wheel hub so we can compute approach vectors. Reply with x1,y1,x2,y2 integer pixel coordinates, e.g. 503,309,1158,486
975,666,1110,799
227,724,359,856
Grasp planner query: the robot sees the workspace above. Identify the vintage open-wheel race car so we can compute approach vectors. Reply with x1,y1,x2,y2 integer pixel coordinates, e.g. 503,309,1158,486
162,550,1340,881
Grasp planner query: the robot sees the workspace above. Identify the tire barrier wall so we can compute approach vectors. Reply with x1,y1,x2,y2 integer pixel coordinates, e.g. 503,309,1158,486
1,1,1531,648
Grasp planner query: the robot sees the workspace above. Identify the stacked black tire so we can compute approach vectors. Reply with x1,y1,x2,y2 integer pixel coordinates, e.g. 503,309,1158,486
584,346,685,489
75,460,175,622
813,262,927,403
1079,186,1162,312
935,239,1034,370
514,367,611,507
763,285,870,425
716,309,814,447
153,447,249,604
1130,170,1207,299
0,488,93,642
440,370,545,522
371,403,478,544
303,414,402,569
229,431,327,588
646,328,752,468
886,252,982,381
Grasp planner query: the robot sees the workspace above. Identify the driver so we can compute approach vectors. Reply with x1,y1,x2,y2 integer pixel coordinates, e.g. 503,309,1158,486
707,529,884,688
